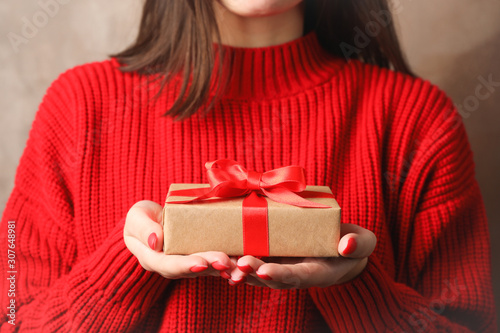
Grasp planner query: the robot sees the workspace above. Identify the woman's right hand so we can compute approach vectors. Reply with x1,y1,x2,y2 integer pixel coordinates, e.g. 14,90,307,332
123,200,234,279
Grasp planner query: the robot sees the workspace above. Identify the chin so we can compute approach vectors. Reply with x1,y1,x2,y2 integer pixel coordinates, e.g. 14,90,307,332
217,0,303,17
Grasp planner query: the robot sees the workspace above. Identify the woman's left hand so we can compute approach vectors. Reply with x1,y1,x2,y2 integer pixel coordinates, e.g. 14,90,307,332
227,223,376,289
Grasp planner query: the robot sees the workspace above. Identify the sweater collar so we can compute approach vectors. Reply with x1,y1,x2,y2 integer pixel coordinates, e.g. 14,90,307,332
212,31,346,100
111,31,345,101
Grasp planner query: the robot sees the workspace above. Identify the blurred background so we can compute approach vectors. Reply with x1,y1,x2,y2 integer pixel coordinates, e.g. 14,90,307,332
1,0,499,322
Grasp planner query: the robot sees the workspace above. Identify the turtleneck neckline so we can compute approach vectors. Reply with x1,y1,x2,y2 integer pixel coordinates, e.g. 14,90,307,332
111,31,346,101
212,31,346,100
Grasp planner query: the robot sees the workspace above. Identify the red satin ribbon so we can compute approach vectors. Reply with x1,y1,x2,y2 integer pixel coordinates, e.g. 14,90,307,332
167,159,332,256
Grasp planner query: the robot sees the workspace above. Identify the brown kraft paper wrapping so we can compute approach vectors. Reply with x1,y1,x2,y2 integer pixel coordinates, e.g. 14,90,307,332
162,183,341,257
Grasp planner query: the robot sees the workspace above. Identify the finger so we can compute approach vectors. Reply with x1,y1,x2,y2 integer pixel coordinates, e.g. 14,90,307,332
242,274,306,289
125,200,164,252
256,258,362,288
229,255,264,284
338,223,377,258
238,256,305,288
226,257,245,284
235,255,261,273
243,274,269,288
191,251,233,279
238,272,285,289
126,237,209,277
254,261,319,288
236,255,268,278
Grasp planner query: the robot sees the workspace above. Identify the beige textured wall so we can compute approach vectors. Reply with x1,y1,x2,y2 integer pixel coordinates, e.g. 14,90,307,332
1,0,499,321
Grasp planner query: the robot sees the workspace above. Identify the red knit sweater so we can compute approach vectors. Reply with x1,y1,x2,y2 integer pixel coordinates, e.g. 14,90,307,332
1,32,496,332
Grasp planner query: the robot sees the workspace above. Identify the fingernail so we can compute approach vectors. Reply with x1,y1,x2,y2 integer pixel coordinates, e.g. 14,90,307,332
256,272,272,281
190,265,208,273
229,277,246,286
148,233,157,250
342,238,357,255
237,264,253,274
220,271,231,280
212,261,230,271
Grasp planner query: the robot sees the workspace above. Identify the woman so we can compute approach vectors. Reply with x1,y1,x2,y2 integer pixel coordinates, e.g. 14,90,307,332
1,0,496,331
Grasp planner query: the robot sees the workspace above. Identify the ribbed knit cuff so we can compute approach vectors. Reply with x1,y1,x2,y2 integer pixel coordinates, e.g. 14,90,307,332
309,256,433,332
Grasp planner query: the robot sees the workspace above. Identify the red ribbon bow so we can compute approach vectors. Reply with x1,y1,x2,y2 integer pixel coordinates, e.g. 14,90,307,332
168,159,331,256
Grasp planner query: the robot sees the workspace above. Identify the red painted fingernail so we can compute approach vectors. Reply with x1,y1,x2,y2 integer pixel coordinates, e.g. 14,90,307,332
190,265,208,273
229,277,246,286
148,233,157,250
237,264,253,274
343,238,357,255
212,261,230,271
232,276,246,283
220,271,231,280
257,272,272,280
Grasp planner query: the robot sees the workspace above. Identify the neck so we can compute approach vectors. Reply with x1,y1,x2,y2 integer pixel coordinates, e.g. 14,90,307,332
213,2,305,48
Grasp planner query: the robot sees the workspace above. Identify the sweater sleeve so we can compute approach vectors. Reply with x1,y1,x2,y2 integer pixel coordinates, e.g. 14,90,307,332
0,71,168,332
309,87,497,332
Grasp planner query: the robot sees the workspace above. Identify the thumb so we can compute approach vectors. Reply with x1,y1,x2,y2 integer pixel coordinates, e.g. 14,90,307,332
338,223,377,258
124,200,164,252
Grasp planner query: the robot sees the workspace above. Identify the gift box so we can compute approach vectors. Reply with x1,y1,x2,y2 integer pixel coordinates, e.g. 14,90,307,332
162,181,341,257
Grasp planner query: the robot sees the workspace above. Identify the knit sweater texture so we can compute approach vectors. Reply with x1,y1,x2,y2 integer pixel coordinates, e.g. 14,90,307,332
0,32,497,332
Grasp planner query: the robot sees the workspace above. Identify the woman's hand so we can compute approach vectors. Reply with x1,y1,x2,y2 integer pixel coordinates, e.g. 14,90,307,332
123,200,234,280
227,224,377,289
123,201,376,287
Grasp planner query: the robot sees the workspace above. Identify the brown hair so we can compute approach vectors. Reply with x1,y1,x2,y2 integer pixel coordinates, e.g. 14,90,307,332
113,0,412,120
